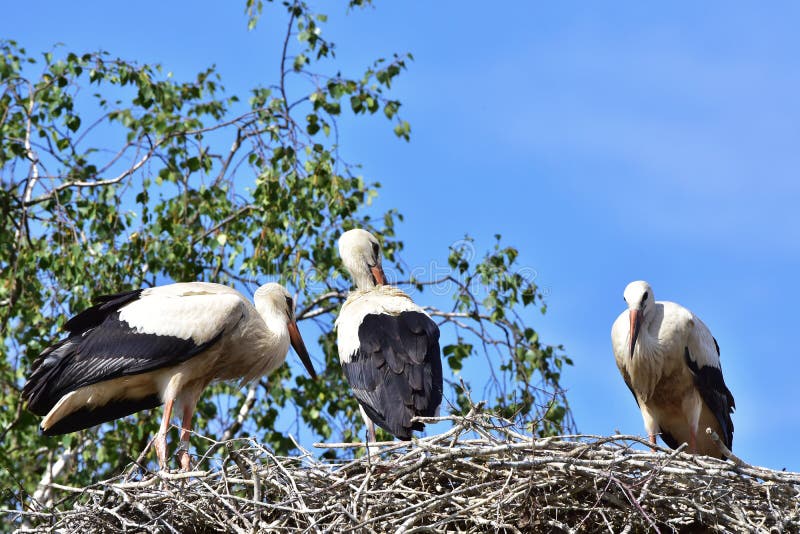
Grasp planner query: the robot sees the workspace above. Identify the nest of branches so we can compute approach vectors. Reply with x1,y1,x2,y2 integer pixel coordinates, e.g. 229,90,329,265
10,408,800,533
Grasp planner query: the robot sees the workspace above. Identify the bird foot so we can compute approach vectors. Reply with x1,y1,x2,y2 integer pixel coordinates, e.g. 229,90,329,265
177,451,191,471
176,439,192,471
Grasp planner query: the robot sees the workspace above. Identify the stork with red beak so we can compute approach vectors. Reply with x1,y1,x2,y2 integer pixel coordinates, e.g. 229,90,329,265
23,282,317,471
335,229,443,442
611,280,735,457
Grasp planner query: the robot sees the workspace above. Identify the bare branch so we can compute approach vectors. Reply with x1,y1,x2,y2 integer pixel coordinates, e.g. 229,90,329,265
706,427,747,466
23,139,158,207
11,410,799,532
191,205,256,246
296,290,346,321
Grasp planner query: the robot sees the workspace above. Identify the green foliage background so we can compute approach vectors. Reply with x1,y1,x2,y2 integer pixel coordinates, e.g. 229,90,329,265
0,0,573,513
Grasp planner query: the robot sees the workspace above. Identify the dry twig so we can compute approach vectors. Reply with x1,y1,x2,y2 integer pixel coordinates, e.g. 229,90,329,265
5,410,799,533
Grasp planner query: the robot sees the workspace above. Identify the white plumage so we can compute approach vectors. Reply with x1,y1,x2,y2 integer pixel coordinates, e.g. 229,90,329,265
116,285,243,344
336,229,443,441
611,280,735,457
336,287,425,362
23,282,316,470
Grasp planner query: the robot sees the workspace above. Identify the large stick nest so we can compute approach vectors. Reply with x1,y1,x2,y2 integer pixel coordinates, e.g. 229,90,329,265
10,409,800,533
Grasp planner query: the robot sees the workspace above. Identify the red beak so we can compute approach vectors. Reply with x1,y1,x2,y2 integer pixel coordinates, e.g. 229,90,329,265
287,320,317,379
628,309,641,359
371,265,387,285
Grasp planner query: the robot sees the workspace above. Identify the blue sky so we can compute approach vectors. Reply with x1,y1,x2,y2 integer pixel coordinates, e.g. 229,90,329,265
4,2,799,471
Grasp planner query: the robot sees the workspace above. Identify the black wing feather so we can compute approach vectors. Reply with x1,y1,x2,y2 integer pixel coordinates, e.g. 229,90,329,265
342,311,443,439
62,289,143,334
660,430,680,450
619,367,640,408
23,290,226,416
42,394,163,436
684,347,736,449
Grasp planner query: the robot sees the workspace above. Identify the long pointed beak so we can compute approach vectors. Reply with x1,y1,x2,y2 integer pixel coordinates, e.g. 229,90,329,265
628,309,641,359
370,264,387,285
287,320,317,379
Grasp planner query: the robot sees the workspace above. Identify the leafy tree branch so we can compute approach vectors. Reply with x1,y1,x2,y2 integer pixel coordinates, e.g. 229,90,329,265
0,1,573,513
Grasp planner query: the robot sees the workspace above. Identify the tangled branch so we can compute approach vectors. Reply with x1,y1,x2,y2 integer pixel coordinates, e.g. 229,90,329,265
7,409,798,532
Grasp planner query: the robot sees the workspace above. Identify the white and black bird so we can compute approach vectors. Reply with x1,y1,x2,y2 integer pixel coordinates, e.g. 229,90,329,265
23,282,316,470
335,229,443,441
611,280,735,458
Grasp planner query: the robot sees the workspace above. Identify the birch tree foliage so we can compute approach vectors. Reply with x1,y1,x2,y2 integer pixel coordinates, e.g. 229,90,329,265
0,0,573,507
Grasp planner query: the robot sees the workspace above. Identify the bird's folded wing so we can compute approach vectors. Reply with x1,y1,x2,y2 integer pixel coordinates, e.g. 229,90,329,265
341,311,442,439
23,290,245,415
685,317,736,448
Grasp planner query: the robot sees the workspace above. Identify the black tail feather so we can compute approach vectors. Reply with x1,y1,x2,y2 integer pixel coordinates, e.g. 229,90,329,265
42,394,162,436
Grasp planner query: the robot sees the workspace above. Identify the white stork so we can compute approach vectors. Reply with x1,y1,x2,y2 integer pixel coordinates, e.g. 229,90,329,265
611,280,735,458
22,282,316,471
335,229,443,442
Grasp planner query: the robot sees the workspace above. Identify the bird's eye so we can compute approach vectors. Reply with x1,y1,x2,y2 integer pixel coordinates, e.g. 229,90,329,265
371,241,380,258
285,295,293,312
642,292,648,301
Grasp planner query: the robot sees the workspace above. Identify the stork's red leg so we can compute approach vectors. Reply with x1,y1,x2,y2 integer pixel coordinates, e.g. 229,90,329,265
359,405,377,458
364,419,377,463
649,434,657,452
155,398,175,469
177,403,195,472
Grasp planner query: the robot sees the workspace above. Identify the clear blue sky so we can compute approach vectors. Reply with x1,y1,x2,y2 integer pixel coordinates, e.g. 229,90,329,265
4,2,799,471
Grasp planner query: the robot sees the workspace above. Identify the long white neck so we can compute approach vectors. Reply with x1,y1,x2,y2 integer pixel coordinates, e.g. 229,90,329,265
352,266,377,290
242,303,288,380
254,302,286,337
628,310,664,402
340,253,375,290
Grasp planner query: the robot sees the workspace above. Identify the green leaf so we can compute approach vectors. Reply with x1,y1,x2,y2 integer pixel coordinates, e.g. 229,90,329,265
0,11,573,504
393,120,411,141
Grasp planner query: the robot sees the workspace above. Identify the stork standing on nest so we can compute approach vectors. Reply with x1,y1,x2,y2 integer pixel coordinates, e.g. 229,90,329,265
335,229,443,442
23,282,317,471
611,280,735,458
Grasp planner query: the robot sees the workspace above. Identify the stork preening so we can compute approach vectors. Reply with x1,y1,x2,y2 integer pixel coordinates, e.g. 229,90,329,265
22,282,317,471
336,229,443,442
611,280,735,458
